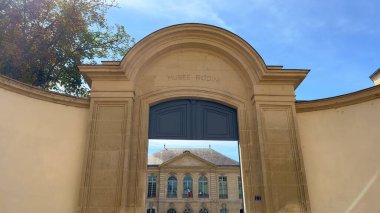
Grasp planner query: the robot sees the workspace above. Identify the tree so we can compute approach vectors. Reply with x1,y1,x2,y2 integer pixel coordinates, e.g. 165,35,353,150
0,0,134,96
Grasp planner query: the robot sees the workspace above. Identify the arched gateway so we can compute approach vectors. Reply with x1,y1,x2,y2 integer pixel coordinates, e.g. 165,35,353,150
78,24,311,212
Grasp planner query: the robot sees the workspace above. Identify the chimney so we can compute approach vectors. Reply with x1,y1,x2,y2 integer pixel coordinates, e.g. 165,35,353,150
370,68,380,86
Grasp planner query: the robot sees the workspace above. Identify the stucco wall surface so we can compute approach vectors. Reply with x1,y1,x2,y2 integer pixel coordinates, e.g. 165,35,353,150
0,87,89,213
297,98,380,213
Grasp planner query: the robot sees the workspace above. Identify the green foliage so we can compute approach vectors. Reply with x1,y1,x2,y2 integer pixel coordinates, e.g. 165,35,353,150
0,0,134,96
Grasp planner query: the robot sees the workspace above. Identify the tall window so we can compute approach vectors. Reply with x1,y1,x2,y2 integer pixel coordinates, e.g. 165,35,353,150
147,208,155,213
198,175,209,198
238,176,243,199
183,175,193,198
167,176,177,198
147,175,157,198
219,176,228,199
167,208,176,213
220,208,228,213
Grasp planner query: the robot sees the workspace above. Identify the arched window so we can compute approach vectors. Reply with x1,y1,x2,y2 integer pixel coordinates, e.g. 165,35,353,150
167,176,177,198
183,175,193,198
147,175,157,198
199,208,209,213
198,175,209,198
220,208,228,213
167,208,176,213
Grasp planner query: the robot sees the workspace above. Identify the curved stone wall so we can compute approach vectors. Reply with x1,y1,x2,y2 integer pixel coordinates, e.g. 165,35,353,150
296,86,380,213
1,78,380,213
0,76,89,213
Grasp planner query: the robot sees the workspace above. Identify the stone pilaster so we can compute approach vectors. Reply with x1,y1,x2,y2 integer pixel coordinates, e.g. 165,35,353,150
252,88,310,212
79,98,133,213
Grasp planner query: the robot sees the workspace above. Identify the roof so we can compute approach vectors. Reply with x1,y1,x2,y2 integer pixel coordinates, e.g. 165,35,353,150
148,148,239,166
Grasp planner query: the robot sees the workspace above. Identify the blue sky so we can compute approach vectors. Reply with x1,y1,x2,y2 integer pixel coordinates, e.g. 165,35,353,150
106,0,380,100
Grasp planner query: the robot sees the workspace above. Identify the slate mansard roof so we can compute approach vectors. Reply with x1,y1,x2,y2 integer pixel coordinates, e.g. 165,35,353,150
148,148,239,166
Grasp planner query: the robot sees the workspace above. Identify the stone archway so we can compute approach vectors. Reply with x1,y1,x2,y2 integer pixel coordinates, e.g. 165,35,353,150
78,24,311,212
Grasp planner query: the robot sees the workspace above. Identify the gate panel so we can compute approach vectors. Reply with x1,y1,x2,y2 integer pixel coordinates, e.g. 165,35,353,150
149,99,238,140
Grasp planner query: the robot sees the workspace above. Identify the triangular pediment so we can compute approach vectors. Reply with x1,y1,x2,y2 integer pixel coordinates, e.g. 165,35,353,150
160,152,216,168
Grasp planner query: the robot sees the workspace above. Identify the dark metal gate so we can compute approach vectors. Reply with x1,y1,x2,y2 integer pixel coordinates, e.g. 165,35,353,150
149,99,238,140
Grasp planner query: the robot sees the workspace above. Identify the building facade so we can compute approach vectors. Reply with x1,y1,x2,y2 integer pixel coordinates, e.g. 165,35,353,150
146,148,243,213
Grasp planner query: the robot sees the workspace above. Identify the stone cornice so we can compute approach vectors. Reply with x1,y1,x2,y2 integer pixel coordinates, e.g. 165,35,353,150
78,64,125,86
0,75,90,108
262,68,309,89
296,84,380,112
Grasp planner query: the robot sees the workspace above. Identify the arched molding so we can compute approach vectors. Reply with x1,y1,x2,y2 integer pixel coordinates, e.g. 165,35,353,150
123,28,264,85
79,24,308,89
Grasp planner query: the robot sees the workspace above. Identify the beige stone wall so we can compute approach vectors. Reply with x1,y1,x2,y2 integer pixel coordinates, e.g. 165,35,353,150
0,86,89,213
134,48,252,100
297,98,380,213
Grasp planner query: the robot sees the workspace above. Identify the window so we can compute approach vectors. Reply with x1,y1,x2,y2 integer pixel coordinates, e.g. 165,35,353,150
147,175,157,198
168,208,176,213
198,175,209,198
147,208,155,213
238,176,242,199
167,176,177,198
183,175,193,198
183,207,192,213
199,208,209,213
220,208,228,213
219,176,228,199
